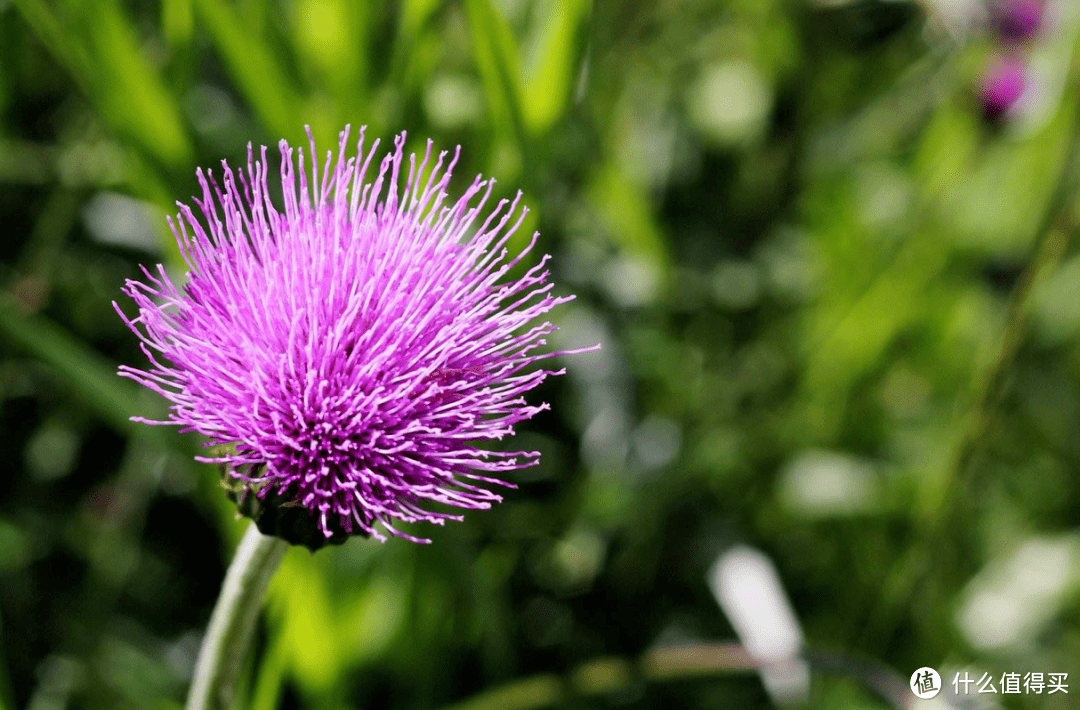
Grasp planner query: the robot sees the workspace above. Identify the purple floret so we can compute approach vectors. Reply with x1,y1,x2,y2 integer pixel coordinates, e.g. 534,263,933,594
116,126,594,543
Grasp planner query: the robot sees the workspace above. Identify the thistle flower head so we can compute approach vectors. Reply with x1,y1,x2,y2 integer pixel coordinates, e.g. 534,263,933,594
979,55,1026,121
991,0,1044,41
116,126,593,547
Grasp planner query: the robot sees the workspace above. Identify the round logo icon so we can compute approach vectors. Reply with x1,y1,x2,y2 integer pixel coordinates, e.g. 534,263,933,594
910,667,942,699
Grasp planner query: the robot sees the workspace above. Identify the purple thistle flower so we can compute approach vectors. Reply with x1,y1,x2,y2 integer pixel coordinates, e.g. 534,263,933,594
115,126,594,546
991,0,1044,42
979,55,1027,121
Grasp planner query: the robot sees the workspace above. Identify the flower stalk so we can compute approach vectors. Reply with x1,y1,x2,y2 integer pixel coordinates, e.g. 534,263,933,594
186,523,288,710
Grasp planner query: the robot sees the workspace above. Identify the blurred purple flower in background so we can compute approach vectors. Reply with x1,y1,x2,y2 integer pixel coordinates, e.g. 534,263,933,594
979,55,1027,120
116,126,593,546
990,0,1045,42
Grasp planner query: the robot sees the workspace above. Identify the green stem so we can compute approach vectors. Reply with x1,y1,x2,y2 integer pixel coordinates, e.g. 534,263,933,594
186,523,288,710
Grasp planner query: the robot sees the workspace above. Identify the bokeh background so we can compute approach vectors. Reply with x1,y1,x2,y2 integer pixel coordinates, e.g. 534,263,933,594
2,0,1079,708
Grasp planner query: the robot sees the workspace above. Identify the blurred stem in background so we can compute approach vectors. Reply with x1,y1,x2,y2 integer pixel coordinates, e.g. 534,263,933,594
866,48,1080,645
186,523,287,710
437,643,913,710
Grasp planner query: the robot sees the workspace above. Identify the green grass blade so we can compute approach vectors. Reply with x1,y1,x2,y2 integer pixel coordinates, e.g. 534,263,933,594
88,0,193,169
588,163,669,265
195,0,305,140
290,0,369,131
12,0,193,169
521,0,591,135
248,631,288,710
0,610,11,710
10,0,94,93
464,0,526,148
162,0,195,50
400,0,442,38
0,295,141,434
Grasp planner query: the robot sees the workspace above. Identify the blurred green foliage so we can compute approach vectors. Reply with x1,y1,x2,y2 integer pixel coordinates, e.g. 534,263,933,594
1,0,1080,709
